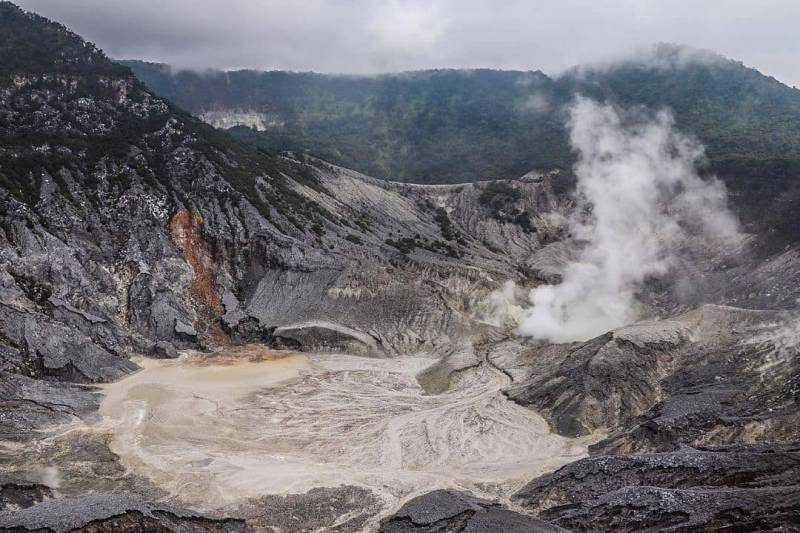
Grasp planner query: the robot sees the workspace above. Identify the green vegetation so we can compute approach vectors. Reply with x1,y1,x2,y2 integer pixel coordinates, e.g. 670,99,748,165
124,62,571,183
474,181,536,231
344,233,363,245
385,236,460,258
310,222,325,237
557,45,800,164
0,2,337,235
0,2,129,79
8,270,52,306
125,49,800,184
433,207,459,241
3,0,799,251
478,181,522,207
385,237,418,254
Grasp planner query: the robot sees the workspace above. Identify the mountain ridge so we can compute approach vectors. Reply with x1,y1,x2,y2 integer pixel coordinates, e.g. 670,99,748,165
122,47,800,184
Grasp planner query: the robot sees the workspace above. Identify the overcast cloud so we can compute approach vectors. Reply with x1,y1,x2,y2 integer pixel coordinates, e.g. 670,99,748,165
15,0,800,87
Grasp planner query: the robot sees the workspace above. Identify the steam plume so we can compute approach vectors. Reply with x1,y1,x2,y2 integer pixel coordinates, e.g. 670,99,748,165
519,97,739,342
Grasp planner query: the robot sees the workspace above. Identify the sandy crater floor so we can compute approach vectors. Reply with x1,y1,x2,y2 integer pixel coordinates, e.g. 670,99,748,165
98,345,588,514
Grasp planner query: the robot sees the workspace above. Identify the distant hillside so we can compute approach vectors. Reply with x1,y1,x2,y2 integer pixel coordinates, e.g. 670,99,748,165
558,45,800,164
123,49,800,184
121,64,572,182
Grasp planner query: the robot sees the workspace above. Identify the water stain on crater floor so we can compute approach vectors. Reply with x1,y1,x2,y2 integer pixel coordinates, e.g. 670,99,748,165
96,345,589,521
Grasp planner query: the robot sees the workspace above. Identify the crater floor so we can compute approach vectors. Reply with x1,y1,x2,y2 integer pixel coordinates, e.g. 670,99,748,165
96,346,589,518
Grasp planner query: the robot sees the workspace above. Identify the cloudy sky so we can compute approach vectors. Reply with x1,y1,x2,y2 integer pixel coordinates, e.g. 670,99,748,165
16,0,800,87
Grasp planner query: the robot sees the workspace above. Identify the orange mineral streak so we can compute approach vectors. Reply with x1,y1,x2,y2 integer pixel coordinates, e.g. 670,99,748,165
169,209,229,346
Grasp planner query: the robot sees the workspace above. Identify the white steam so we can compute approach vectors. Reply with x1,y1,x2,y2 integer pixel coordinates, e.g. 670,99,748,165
35,465,62,496
477,280,524,328
745,311,800,376
519,97,740,343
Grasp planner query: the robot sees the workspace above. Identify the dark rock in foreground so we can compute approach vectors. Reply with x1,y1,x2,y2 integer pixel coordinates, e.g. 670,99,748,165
0,476,53,512
235,485,381,532
535,485,800,532
0,494,245,532
0,371,100,442
378,490,564,533
513,444,800,532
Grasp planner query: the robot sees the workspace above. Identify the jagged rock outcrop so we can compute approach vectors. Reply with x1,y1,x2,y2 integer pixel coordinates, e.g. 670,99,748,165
0,494,246,532
235,485,381,532
378,490,564,533
474,305,800,532
536,485,800,532
273,320,384,356
0,476,53,512
0,371,99,442
496,305,799,450
512,445,800,532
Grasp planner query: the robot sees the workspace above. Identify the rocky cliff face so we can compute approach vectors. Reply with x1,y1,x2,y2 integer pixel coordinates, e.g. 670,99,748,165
0,2,558,375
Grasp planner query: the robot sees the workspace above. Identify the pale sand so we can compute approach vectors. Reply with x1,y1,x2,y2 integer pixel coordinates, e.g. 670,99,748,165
98,345,590,515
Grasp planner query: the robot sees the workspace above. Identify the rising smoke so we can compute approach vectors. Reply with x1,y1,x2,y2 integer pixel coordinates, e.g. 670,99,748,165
746,309,800,377
518,97,740,343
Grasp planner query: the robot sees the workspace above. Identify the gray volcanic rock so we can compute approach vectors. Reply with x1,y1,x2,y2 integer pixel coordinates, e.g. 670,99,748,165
235,485,381,532
233,165,558,355
488,306,800,532
20,316,138,383
379,490,564,533
498,321,687,438
0,494,245,532
151,340,178,358
498,305,799,450
535,485,800,532
0,476,53,512
515,444,800,508
513,445,800,531
0,371,100,442
591,309,800,454
0,305,137,381
0,8,559,362
274,320,383,356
